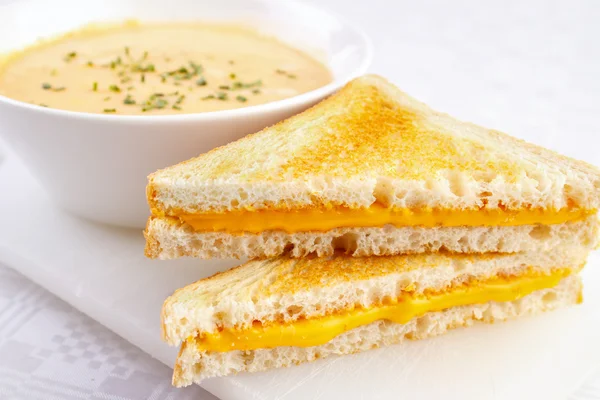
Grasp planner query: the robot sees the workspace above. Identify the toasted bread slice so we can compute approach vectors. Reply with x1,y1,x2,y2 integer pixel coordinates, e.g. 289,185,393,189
145,214,599,259
148,74,600,214
146,74,600,259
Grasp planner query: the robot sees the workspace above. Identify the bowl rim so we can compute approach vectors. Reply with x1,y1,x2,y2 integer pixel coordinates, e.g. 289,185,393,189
0,0,373,123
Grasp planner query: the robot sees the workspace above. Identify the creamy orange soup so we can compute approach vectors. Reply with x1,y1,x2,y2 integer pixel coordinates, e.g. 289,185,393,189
0,22,332,115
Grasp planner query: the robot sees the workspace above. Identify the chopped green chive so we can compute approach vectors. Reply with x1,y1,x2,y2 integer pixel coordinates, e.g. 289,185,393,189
236,95,247,102
39,103,48,107
196,77,207,86
141,94,170,112
141,74,146,83
120,76,132,84
189,61,203,74
92,82,98,91
63,52,77,62
232,80,262,90
174,74,191,81
216,92,228,100
132,63,155,73
103,108,116,113
219,85,230,90
109,85,121,93
166,64,201,81
104,96,111,101
172,104,182,110
202,94,215,100
155,98,168,109
41,83,65,92
275,69,297,79
124,95,136,105
86,61,94,67
252,89,261,94
229,73,236,79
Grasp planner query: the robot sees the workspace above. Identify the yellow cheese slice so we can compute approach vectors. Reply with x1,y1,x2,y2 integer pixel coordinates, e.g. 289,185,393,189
179,206,593,234
192,268,574,352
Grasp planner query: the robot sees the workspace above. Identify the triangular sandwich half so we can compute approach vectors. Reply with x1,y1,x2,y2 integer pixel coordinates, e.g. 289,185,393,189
146,75,600,259
162,246,587,386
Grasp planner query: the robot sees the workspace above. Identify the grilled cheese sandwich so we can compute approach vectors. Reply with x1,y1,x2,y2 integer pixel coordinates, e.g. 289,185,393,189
163,248,587,385
145,75,600,259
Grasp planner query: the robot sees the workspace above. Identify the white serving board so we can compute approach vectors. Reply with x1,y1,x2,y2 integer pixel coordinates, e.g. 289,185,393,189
1,153,600,400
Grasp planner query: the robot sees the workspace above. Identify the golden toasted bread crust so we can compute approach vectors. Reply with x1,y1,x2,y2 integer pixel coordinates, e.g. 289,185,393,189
143,216,163,259
148,74,600,215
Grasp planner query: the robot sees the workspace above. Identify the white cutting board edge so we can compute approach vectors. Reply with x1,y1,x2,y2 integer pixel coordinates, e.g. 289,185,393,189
1,153,600,400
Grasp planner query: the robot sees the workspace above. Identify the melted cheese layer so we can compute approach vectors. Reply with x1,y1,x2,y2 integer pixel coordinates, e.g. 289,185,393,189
178,206,593,233
193,268,573,352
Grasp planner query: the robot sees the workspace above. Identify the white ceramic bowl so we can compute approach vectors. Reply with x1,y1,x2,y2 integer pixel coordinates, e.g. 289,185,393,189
0,0,372,228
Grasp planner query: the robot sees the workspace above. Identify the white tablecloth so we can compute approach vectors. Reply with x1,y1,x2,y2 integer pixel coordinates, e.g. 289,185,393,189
0,263,214,400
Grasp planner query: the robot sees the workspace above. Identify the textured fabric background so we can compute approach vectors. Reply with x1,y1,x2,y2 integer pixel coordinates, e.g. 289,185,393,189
0,264,213,400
